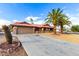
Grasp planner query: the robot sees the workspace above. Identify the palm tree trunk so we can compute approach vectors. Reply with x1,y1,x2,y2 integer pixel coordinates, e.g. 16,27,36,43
60,22,63,34
53,24,56,34
53,18,57,34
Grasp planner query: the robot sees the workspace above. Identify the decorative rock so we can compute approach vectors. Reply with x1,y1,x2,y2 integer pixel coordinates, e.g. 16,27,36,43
17,42,21,47
12,44,15,47
7,49,9,53
0,41,21,55
0,49,2,52
9,48,13,53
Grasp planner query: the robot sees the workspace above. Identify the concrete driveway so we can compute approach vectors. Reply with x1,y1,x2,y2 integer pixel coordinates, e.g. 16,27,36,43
16,34,79,56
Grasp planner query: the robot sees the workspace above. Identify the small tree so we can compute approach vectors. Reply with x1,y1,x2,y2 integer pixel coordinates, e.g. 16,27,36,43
71,25,79,32
2,25,13,44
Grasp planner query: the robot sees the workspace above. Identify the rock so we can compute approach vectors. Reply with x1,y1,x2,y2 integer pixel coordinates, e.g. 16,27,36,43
0,48,2,52
9,48,13,53
7,49,10,54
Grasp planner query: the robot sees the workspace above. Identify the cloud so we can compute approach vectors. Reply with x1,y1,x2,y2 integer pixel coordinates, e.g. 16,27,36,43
65,13,79,25
25,16,40,21
25,16,42,24
70,17,79,25
12,19,21,23
0,19,11,28
34,20,43,24
13,20,18,22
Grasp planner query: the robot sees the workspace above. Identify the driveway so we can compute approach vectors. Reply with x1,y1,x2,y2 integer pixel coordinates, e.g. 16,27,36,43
16,34,79,56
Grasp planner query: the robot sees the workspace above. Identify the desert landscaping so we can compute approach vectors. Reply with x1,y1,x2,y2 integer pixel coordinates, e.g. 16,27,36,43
0,34,27,56
40,32,79,44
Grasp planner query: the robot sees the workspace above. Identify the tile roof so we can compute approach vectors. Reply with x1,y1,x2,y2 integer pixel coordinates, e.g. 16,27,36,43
12,22,53,28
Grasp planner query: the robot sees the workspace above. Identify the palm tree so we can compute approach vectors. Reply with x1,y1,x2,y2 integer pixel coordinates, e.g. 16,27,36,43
30,18,34,24
45,8,63,34
45,8,71,34
58,14,71,33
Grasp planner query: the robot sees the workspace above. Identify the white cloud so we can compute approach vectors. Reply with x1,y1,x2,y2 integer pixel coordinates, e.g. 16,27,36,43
0,19,11,28
12,19,21,23
70,17,79,25
65,13,79,25
13,20,18,22
25,16,42,24
25,16,40,21
34,20,43,24
66,13,71,17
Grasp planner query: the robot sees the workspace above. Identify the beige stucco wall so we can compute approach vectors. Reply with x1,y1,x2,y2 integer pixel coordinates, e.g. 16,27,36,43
13,26,34,34
18,27,34,34
13,26,53,34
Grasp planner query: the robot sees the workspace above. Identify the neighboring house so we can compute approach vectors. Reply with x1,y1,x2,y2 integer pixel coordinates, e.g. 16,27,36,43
11,22,53,34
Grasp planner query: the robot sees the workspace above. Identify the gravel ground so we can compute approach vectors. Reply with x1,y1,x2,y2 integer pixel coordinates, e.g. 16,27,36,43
40,32,79,44
0,35,27,56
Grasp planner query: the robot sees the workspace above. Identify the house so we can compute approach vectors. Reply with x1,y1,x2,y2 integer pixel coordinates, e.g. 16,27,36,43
11,22,53,34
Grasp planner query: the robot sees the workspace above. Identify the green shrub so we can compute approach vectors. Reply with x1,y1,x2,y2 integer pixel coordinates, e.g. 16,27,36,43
71,25,79,32
2,25,13,44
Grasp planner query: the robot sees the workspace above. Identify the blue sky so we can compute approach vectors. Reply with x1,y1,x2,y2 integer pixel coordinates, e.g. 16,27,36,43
0,3,79,27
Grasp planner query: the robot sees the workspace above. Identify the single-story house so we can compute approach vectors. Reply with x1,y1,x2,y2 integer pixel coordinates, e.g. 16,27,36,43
11,22,53,34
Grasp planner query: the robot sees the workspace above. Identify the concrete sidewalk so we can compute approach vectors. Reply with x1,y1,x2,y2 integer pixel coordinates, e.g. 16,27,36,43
16,34,79,56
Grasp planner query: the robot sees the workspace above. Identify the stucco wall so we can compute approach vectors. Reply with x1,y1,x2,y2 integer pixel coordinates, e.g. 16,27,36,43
18,27,34,34
13,26,34,34
13,26,53,34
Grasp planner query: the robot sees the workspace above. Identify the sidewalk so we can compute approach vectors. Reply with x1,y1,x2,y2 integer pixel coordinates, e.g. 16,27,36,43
16,34,79,56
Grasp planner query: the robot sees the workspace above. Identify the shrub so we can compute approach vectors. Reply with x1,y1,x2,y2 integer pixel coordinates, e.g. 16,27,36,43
71,25,79,32
2,25,13,44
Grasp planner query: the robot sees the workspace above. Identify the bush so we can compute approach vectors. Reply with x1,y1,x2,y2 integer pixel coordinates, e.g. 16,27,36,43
2,25,13,44
71,25,79,32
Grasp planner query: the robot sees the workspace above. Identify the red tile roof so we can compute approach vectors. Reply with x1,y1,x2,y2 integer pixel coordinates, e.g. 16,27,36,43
14,22,30,24
12,22,53,28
